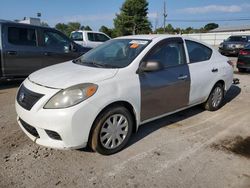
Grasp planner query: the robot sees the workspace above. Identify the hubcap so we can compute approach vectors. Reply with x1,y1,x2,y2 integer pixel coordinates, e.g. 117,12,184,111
211,87,223,108
100,114,129,149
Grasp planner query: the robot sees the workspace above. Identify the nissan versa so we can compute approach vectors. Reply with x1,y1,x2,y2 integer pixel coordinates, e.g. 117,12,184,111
15,35,233,155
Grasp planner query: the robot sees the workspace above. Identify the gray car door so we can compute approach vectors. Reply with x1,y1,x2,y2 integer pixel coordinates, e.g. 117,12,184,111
40,29,80,67
139,38,191,122
2,24,44,77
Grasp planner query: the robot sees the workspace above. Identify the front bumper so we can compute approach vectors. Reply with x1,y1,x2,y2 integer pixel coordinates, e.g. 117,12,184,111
15,79,99,149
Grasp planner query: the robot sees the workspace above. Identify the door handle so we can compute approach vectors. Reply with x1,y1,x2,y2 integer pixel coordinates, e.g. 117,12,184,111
178,75,188,80
7,51,17,55
212,68,218,73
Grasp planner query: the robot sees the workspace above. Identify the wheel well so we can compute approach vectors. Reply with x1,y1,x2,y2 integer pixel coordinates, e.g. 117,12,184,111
215,80,225,90
88,101,137,145
103,101,137,133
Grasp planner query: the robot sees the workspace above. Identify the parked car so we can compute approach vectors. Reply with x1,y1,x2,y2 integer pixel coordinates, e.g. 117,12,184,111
219,35,250,56
0,20,91,81
70,30,111,48
237,44,250,72
16,35,233,155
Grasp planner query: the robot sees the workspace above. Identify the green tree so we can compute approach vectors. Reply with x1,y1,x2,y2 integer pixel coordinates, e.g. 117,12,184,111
55,23,69,35
204,23,219,31
114,0,152,36
68,22,81,32
99,25,114,37
165,24,175,34
84,25,92,31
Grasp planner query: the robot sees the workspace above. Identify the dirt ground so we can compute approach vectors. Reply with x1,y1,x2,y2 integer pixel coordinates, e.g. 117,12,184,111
0,59,250,188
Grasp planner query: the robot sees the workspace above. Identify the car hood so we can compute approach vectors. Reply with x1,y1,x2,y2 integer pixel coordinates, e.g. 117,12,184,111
29,61,118,89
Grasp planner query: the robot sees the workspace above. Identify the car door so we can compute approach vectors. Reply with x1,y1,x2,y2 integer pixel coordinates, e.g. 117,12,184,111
139,38,191,122
86,32,110,48
2,24,45,76
185,40,215,105
40,29,80,67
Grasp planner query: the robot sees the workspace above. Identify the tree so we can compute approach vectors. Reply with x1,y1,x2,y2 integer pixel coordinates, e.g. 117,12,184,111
114,0,152,36
84,26,92,31
55,23,69,35
99,26,114,37
68,22,81,31
204,23,219,31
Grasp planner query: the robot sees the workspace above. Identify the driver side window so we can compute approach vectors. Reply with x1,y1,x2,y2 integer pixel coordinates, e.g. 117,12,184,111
144,40,185,68
44,30,70,49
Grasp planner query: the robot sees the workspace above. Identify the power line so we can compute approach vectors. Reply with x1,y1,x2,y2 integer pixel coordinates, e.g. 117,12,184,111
166,18,250,22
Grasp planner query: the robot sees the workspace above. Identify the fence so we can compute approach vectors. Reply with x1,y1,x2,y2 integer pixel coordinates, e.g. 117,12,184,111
182,31,250,46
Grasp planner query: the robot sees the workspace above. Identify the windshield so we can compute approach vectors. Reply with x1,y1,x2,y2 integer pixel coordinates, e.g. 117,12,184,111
70,32,83,41
226,36,248,42
75,39,150,68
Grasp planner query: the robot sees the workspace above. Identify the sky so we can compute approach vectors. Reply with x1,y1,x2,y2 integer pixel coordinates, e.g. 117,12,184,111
1,0,250,30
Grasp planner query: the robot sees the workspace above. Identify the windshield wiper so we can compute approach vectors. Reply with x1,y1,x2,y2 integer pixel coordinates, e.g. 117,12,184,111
73,59,120,68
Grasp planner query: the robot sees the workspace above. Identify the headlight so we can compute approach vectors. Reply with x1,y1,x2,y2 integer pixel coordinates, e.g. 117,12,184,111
44,83,98,109
219,43,223,48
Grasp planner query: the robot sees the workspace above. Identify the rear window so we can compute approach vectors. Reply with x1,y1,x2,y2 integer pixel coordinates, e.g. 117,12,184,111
70,32,83,41
226,36,248,42
8,27,37,46
185,40,212,63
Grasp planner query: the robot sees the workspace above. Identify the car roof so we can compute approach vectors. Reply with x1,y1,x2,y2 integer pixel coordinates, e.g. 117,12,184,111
0,19,50,29
71,30,106,34
116,34,179,40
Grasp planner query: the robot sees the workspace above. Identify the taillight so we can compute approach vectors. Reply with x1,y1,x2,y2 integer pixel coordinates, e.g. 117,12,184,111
239,50,250,55
237,62,245,65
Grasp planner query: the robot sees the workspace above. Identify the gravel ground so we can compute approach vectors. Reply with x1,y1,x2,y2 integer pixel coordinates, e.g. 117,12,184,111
0,58,250,188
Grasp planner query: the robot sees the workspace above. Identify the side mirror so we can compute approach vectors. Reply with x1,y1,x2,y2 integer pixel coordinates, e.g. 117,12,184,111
70,43,77,52
139,61,163,73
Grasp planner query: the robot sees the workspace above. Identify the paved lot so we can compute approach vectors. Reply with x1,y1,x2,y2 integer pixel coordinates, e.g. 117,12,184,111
0,58,250,188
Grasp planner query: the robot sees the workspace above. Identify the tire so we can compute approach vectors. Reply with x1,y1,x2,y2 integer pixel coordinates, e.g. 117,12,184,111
204,83,224,111
90,105,133,155
238,68,245,73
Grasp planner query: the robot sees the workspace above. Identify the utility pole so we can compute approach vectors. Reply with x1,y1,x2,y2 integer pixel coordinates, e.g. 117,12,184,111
163,1,168,32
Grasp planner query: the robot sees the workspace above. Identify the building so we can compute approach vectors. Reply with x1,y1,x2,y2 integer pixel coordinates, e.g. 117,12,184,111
210,25,250,33
18,17,41,26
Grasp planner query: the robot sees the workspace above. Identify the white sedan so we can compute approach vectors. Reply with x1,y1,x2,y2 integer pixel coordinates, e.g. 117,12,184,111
15,35,233,155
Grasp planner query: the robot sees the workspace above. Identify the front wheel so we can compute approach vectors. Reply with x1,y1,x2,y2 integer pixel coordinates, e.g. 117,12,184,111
204,83,224,111
90,106,133,155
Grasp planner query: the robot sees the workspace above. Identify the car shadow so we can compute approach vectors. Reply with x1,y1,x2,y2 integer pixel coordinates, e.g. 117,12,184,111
222,85,241,105
127,84,241,149
0,80,22,90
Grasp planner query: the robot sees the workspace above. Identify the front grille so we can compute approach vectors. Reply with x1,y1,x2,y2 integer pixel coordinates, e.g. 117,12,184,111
45,130,62,140
17,85,44,110
19,118,40,138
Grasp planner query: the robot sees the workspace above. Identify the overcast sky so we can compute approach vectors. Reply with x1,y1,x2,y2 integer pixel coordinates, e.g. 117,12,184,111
1,0,250,30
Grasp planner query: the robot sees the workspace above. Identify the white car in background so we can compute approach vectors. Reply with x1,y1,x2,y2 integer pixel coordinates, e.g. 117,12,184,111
70,30,111,48
15,35,233,155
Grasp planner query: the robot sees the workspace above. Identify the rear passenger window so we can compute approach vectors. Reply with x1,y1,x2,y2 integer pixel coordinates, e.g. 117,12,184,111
185,40,212,63
145,41,186,67
87,33,109,42
87,33,95,41
96,34,109,42
8,27,37,46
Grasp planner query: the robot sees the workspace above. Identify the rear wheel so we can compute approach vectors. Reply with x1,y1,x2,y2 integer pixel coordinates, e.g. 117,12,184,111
90,106,133,155
204,83,224,111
